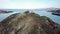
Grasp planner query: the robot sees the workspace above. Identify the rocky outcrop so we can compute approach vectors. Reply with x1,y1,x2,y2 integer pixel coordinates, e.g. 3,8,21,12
48,10,60,16
0,10,13,13
0,11,60,34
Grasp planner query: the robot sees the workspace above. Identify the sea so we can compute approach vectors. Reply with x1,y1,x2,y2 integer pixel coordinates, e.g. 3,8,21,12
0,9,60,24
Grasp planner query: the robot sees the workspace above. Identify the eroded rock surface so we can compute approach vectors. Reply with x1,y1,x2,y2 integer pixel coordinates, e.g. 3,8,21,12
0,11,60,34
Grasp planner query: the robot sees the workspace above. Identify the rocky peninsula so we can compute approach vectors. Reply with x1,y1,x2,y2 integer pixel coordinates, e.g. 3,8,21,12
0,11,60,34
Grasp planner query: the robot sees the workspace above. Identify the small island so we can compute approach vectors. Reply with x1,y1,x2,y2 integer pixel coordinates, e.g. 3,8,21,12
0,10,13,13
48,9,60,16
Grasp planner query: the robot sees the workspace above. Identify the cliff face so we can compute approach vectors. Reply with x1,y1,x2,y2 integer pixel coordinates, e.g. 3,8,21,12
0,11,60,34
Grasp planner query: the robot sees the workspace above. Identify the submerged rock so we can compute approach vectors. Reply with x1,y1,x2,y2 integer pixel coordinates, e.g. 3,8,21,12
0,11,60,34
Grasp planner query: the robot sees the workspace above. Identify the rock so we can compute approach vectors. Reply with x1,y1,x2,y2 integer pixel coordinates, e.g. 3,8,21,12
0,10,13,13
24,10,29,13
48,10,60,16
52,13,60,16
0,11,60,34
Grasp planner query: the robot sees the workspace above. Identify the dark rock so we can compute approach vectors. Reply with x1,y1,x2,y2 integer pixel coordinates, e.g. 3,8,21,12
0,11,60,34
48,10,60,16
52,13,60,16
0,10,13,13
24,10,29,13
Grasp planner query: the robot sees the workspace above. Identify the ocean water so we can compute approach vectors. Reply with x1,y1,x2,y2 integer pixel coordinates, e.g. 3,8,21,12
0,9,60,24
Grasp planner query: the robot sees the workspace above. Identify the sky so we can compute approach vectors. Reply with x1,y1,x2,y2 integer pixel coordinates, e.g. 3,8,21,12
0,0,60,9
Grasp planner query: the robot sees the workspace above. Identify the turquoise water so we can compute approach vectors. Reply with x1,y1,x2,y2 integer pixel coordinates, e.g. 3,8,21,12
0,9,60,24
